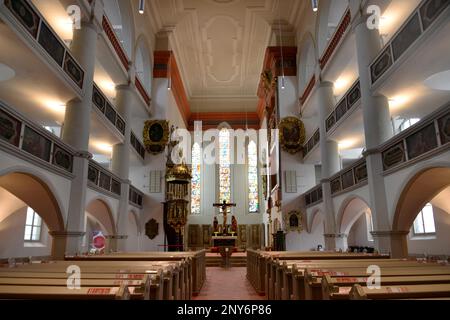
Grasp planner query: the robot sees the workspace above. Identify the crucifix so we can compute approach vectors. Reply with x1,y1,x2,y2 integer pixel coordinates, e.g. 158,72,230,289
213,200,236,234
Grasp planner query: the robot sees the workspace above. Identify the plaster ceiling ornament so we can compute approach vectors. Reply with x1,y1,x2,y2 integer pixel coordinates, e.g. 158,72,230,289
283,210,303,233
279,117,306,154
150,0,300,113
143,120,170,155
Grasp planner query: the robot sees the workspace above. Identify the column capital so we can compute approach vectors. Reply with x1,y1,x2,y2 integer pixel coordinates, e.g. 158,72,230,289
371,230,410,237
324,233,348,239
106,235,129,240
49,231,86,238
320,178,331,184
75,151,93,160
115,83,134,92
318,81,334,89
362,147,380,157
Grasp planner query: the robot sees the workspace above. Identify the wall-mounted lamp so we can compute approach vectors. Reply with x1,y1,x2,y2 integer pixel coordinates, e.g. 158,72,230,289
139,0,145,14
312,0,318,12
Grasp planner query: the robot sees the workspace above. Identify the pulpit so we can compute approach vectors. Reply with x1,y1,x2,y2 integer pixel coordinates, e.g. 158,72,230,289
272,231,286,251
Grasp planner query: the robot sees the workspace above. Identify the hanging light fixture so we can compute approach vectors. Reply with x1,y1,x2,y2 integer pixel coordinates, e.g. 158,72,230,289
139,0,145,14
278,8,286,90
312,0,319,12
167,55,172,91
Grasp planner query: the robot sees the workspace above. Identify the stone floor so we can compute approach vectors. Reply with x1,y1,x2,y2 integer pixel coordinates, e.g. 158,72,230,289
193,267,265,300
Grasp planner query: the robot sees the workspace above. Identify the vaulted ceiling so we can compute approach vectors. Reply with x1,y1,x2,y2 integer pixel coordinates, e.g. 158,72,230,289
150,0,304,113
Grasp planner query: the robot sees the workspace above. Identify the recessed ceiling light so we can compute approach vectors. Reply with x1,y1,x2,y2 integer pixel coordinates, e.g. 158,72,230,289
0,63,15,82
424,70,450,91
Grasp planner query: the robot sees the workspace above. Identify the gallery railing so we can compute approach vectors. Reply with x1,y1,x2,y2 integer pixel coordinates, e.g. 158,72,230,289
129,185,144,209
380,101,450,174
303,128,320,158
130,131,145,161
319,9,351,70
135,76,151,107
300,75,316,106
370,0,450,85
92,84,126,136
102,14,130,71
2,0,85,90
87,160,122,196
329,158,368,197
305,184,323,208
326,80,361,133
0,100,75,175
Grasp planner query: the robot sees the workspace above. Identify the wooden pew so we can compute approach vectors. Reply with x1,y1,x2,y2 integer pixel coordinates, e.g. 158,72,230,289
0,275,152,300
322,274,450,300
1,261,170,300
246,249,390,298
65,250,206,298
349,283,450,300
272,259,450,300
0,284,130,300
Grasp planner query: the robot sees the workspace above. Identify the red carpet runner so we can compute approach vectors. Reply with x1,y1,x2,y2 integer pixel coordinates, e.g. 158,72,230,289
193,267,265,300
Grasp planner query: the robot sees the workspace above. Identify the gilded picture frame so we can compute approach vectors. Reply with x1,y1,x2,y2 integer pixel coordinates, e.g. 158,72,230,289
279,117,306,154
283,210,303,233
143,120,170,155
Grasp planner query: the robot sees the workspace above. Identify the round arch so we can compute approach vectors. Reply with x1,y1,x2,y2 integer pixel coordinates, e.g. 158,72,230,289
85,198,116,236
0,168,65,232
134,35,152,93
297,32,317,95
392,163,450,232
307,208,324,233
103,0,135,59
337,195,371,235
316,0,349,58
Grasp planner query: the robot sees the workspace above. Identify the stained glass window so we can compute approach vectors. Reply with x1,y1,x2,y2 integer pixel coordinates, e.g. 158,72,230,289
248,141,259,213
219,128,231,212
191,143,201,215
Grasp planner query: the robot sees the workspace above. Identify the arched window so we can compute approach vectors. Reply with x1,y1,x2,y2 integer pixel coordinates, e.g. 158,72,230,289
191,143,202,215
413,203,436,235
248,141,259,213
24,207,42,242
219,128,231,212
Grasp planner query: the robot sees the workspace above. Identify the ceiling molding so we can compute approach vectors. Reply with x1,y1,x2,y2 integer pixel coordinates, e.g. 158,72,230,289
188,112,260,131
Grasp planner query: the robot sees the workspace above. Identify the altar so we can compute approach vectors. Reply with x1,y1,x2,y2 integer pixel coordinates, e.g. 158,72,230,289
212,235,237,248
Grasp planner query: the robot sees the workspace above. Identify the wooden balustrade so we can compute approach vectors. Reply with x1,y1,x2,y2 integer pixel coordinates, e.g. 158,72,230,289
319,9,351,69
102,14,130,71
3,0,85,89
135,76,151,107
87,160,122,196
370,0,449,85
0,100,75,175
129,185,144,208
92,84,126,135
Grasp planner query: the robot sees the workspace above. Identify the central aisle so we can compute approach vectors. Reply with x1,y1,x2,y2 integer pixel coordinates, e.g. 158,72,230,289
193,267,264,300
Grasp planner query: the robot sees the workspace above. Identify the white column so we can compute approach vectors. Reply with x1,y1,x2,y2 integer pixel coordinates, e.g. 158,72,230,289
111,85,134,251
352,9,400,256
317,81,341,250
57,20,100,257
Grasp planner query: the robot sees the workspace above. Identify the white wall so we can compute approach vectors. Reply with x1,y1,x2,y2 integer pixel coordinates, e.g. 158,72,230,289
0,207,51,259
286,214,324,251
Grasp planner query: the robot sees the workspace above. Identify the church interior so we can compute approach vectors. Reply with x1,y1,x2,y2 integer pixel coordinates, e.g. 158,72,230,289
0,0,450,301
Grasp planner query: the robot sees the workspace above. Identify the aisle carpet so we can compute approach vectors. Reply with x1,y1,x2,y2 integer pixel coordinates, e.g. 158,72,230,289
193,267,264,300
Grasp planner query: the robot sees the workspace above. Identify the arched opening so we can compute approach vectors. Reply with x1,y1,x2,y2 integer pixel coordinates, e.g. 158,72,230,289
298,34,316,95
83,199,116,252
135,37,152,93
103,0,134,59
393,166,450,257
337,196,371,251
316,0,349,58
0,171,64,259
